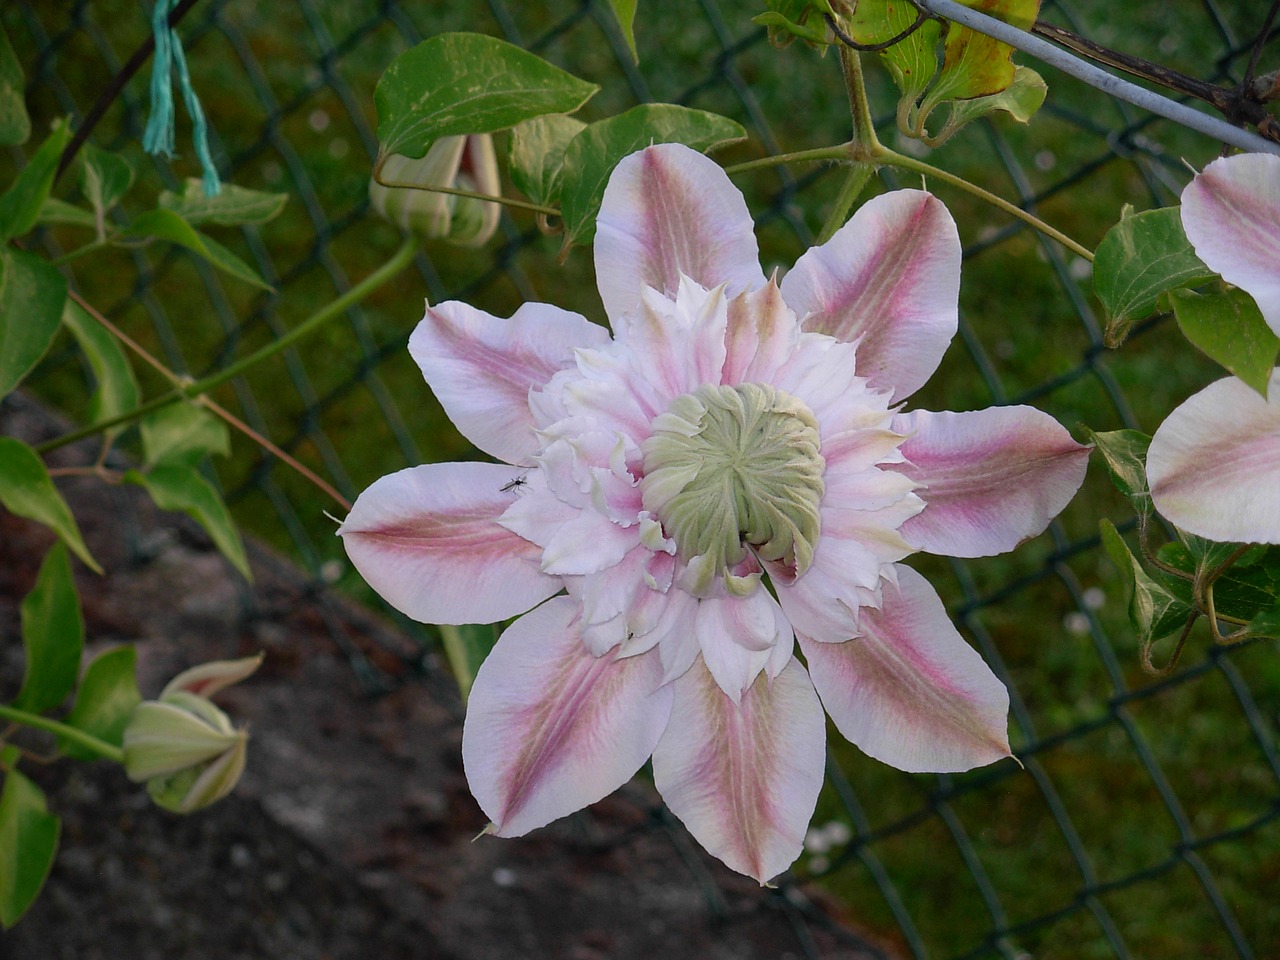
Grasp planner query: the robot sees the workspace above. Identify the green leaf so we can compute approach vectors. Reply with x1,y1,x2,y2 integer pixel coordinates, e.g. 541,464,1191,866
37,197,96,229
1170,287,1280,397
925,65,1046,146
752,11,832,46
0,25,30,146
60,297,140,440
0,769,60,929
558,104,747,248
0,248,68,398
125,465,251,580
1084,428,1152,516
507,115,587,207
374,33,598,160
61,646,142,760
0,118,71,242
1093,206,1216,346
438,623,498,702
159,178,288,227
0,437,100,573
124,209,272,290
1101,518,1194,643
606,0,640,61
918,0,1041,114
140,401,230,468
15,543,83,715
1246,599,1280,640
845,0,942,112
1157,542,1280,625
79,142,133,227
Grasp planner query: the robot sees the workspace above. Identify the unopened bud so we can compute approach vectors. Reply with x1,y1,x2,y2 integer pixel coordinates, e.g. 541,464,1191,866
122,655,261,814
370,135,500,246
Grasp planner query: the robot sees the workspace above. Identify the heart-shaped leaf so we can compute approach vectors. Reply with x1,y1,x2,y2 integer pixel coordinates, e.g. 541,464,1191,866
375,33,598,160
507,115,586,207
0,768,59,929
1093,206,1216,346
61,645,142,760
15,543,83,715
159,178,287,227
1170,287,1280,397
0,437,100,573
0,248,67,398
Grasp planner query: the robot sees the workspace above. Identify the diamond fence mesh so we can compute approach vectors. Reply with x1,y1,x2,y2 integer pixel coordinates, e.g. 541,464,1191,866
8,0,1280,956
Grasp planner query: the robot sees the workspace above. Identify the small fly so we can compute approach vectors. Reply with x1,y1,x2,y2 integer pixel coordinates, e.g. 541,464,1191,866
500,472,529,494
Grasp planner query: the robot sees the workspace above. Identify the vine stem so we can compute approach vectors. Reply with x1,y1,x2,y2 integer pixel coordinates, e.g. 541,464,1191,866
68,293,352,510
914,0,1280,156
724,145,850,175
0,705,125,763
373,158,557,216
875,146,1094,260
39,236,420,456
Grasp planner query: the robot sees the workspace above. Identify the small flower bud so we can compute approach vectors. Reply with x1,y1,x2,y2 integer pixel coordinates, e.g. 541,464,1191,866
122,655,261,814
370,135,500,246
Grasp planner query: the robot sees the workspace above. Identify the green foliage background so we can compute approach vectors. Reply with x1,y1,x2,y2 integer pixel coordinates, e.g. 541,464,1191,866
5,0,1279,956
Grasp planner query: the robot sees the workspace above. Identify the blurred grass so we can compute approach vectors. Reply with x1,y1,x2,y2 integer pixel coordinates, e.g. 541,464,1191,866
6,0,1279,956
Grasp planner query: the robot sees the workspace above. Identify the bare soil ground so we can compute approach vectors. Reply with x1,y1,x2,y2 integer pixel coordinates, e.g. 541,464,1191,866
0,393,890,960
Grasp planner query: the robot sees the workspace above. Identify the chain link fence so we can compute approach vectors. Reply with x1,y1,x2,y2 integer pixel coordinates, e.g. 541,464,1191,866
9,0,1280,956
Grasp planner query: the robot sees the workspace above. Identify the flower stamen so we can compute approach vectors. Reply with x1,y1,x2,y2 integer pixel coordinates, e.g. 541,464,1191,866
640,383,825,595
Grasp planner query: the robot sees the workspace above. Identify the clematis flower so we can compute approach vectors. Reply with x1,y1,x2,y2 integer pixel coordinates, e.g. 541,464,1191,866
340,143,1090,883
1147,154,1280,544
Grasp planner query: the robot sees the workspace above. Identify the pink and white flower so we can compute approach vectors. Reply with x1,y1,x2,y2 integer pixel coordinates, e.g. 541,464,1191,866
1148,154,1280,544
339,143,1090,883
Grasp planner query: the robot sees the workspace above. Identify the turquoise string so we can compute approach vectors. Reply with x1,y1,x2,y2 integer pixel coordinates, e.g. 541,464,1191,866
141,0,222,196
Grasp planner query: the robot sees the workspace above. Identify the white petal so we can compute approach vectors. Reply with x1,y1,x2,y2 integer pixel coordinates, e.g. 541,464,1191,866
595,144,765,329
410,300,608,464
1147,371,1280,543
463,597,674,837
800,565,1011,773
695,592,787,702
652,658,825,884
1181,154,1280,338
340,462,561,624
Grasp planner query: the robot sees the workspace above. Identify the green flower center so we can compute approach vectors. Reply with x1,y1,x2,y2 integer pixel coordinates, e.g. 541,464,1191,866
640,383,825,596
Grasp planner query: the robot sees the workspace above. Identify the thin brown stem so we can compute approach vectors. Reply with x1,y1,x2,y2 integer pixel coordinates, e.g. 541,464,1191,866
1032,18,1279,141
1142,611,1197,676
65,292,350,509
201,398,351,511
824,8,938,53
1243,0,1280,88
56,0,203,181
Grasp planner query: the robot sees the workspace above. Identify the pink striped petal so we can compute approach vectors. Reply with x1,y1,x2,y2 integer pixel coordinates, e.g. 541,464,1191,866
1148,371,1280,543
780,190,960,401
464,597,674,837
339,462,560,624
800,565,1011,773
1182,154,1280,337
652,657,825,884
721,280,802,385
595,144,766,329
410,300,609,464
893,407,1091,558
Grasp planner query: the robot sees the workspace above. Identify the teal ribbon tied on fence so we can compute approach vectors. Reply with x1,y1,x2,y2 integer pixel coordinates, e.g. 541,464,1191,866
142,0,222,196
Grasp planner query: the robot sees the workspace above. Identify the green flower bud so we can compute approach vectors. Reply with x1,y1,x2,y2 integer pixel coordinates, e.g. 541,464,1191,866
370,135,500,246
122,655,260,814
